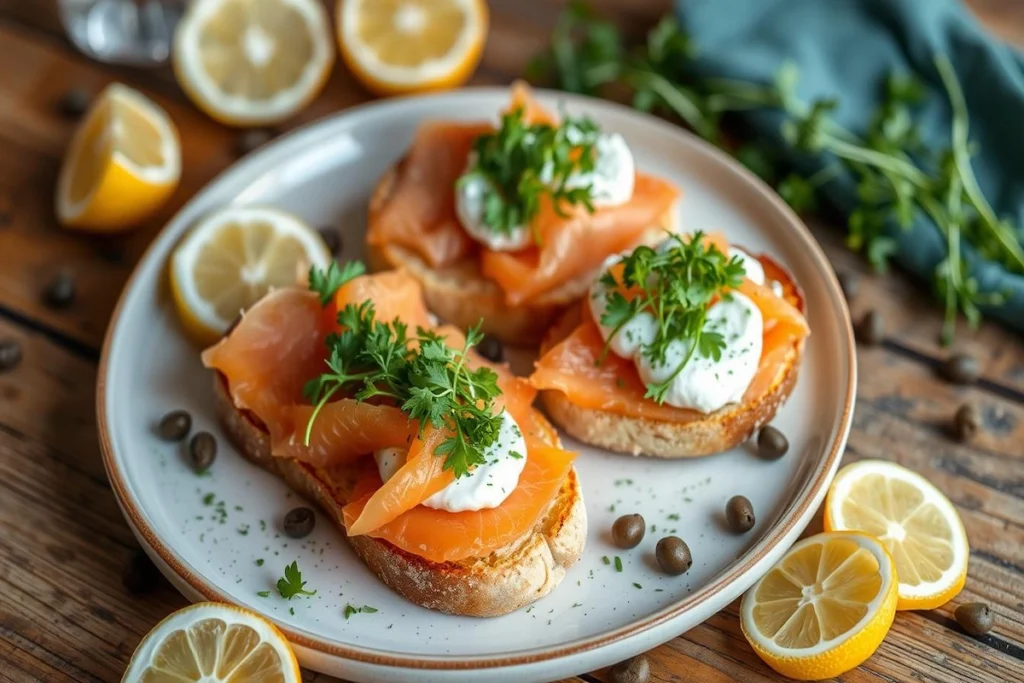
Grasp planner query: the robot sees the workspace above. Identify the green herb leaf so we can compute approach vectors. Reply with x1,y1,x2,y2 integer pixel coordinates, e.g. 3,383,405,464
276,561,316,600
308,261,366,306
343,604,379,619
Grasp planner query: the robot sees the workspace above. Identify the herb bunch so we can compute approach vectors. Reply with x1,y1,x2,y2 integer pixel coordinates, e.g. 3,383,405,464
599,232,746,403
304,265,503,478
530,1,1024,343
457,106,601,239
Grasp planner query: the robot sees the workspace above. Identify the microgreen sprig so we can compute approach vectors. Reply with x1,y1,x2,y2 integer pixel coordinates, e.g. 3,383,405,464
457,106,601,240
599,232,745,403
302,266,503,477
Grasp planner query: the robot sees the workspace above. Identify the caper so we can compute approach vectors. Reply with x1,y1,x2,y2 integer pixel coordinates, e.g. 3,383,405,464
0,338,22,373
610,654,650,683
854,310,883,345
757,425,789,459
158,410,192,442
58,87,91,118
837,270,859,301
188,432,217,473
318,227,342,255
655,536,692,576
953,403,981,442
611,513,645,549
725,495,755,533
477,335,504,363
43,270,76,309
941,353,980,385
955,602,994,636
283,507,316,539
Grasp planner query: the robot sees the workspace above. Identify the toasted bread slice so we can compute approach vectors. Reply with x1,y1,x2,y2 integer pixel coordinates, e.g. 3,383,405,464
212,375,586,617
367,165,679,347
536,257,806,459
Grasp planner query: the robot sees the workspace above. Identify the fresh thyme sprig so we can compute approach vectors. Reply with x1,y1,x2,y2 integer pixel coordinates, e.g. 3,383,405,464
457,106,601,239
302,267,503,477
599,232,745,403
530,2,1024,343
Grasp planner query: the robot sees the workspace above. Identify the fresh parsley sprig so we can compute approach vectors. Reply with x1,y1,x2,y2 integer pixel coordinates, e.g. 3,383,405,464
530,2,1024,344
277,561,316,600
599,232,745,403
457,106,601,239
308,260,366,306
302,267,504,477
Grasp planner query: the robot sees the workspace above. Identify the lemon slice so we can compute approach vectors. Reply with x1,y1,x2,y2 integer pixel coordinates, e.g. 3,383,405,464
56,83,180,233
740,531,898,680
170,206,331,343
824,459,969,610
122,601,300,682
173,0,334,126
337,0,488,96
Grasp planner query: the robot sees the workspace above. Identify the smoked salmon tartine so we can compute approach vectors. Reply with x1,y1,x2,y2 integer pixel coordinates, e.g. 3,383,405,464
202,264,586,617
365,82,681,347
530,232,810,458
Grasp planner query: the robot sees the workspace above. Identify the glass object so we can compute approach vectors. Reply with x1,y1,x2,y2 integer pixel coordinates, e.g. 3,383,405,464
58,0,187,66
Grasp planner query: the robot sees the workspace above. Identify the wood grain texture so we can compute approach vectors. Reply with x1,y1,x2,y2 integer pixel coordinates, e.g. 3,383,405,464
0,1,1021,682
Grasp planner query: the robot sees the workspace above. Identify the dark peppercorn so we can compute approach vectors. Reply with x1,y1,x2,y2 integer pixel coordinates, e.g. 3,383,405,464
941,354,980,385
854,310,883,345
58,87,91,118
122,548,162,594
43,270,76,309
953,403,980,442
158,410,192,442
477,335,504,363
757,426,789,459
610,654,650,683
188,432,217,473
955,602,994,636
0,338,22,373
283,507,316,538
725,495,755,532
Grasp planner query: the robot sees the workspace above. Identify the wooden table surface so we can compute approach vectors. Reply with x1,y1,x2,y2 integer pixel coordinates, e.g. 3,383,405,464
0,1,1021,682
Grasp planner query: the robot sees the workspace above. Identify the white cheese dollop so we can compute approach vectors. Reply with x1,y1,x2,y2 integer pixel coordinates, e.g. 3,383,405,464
590,245,765,414
455,132,636,252
372,410,527,513
730,245,785,296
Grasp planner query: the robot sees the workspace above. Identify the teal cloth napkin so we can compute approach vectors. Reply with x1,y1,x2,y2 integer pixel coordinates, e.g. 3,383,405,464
675,0,1024,333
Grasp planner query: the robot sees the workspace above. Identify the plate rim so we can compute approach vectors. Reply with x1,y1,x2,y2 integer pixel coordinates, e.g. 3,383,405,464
96,86,856,671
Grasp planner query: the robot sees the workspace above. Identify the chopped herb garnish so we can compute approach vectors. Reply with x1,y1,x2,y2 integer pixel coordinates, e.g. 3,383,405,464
343,604,379,619
457,107,601,240
667,513,680,521
257,590,270,598
614,556,623,572
202,493,215,505
255,558,264,567
602,555,610,565
276,561,316,600
633,582,643,589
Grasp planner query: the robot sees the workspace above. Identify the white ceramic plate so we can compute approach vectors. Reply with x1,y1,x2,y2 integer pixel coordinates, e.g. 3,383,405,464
98,89,855,682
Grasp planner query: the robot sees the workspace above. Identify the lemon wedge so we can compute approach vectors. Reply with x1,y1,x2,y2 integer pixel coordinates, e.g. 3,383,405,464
170,205,331,343
56,83,180,233
173,0,334,126
122,601,301,682
337,0,488,96
824,459,969,610
741,531,898,680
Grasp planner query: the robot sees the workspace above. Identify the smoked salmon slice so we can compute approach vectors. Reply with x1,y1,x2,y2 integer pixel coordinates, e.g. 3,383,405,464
530,251,809,421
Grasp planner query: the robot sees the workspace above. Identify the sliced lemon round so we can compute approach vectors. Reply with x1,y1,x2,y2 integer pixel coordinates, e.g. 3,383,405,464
824,459,969,610
170,205,331,343
56,83,180,233
173,0,334,126
337,0,488,96
122,601,301,682
740,531,898,680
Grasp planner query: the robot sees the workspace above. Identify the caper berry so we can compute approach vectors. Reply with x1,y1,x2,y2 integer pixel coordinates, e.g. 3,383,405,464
655,536,692,576
757,426,789,459
610,654,650,683
955,602,994,636
0,338,22,373
953,403,981,442
122,548,161,595
854,310,883,345
477,335,504,363
726,495,755,533
941,353,980,385
611,513,645,549
188,431,217,473
283,507,316,539
318,227,342,255
43,270,76,309
158,410,192,442
836,270,859,301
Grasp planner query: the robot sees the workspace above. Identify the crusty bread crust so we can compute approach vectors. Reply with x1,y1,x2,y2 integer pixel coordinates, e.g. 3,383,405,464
536,255,807,459
213,376,586,617
367,166,678,347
